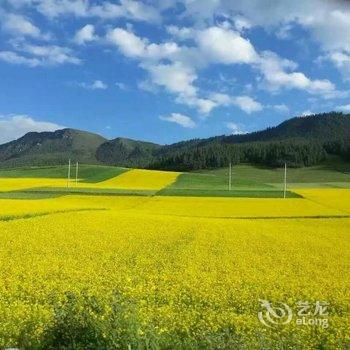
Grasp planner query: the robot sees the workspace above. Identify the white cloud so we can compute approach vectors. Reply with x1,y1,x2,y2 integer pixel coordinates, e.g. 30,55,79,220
35,0,89,18
301,110,314,116
226,122,246,135
196,26,258,65
211,93,263,114
107,27,179,61
335,104,350,113
90,0,161,22
166,25,193,40
145,62,197,97
276,23,293,40
233,96,263,113
258,51,336,94
0,115,64,144
8,0,160,23
20,44,82,65
326,51,350,78
0,44,81,67
180,0,350,51
107,21,342,115
1,13,44,39
232,16,252,32
78,80,108,90
180,0,350,75
176,95,217,115
74,24,96,45
167,26,338,97
0,50,40,67
107,28,148,58
107,26,262,114
159,113,196,128
143,62,217,114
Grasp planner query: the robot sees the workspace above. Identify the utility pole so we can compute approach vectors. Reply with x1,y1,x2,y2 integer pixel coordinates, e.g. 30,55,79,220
229,162,232,191
283,163,287,198
67,159,71,188
75,161,79,187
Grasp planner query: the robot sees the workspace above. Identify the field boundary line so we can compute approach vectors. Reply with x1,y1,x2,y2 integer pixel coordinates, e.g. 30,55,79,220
0,208,108,222
142,213,350,220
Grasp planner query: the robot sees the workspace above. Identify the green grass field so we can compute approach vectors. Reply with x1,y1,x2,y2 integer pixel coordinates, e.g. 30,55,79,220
0,164,128,182
197,157,350,186
0,157,349,198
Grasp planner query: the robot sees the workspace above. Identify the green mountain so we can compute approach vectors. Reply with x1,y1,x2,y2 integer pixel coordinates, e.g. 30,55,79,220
0,112,349,169
0,128,106,168
149,112,350,170
96,137,161,167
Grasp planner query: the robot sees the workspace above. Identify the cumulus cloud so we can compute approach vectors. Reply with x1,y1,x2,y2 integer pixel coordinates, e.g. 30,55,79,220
179,0,350,75
166,25,339,97
159,113,196,128
106,27,179,61
0,115,64,144
74,24,96,45
258,51,336,94
195,26,258,65
107,26,264,114
145,62,197,97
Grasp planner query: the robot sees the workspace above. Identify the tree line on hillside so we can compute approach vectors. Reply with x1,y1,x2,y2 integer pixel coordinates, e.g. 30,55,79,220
148,138,349,171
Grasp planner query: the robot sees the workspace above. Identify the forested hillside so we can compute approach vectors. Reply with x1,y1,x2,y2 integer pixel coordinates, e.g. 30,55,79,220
146,112,350,170
0,112,349,169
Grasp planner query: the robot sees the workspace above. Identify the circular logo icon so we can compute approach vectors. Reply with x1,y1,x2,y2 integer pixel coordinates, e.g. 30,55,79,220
258,299,293,327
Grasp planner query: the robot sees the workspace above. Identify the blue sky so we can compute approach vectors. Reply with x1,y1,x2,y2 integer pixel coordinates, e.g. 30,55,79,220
0,0,349,145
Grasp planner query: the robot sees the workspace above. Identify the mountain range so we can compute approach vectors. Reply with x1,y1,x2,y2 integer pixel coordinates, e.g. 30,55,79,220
0,112,349,170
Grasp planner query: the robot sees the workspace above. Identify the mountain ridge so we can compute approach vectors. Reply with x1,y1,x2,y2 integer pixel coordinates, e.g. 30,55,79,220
0,112,349,169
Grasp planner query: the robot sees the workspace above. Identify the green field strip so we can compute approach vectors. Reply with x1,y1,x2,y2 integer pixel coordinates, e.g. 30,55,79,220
156,188,302,198
0,191,64,199
79,167,129,183
167,172,273,191
0,165,129,183
7,187,157,197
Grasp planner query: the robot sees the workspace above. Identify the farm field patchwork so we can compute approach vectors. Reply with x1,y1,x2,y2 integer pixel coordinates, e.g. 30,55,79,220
0,168,180,193
0,167,349,349
82,168,181,190
0,178,68,192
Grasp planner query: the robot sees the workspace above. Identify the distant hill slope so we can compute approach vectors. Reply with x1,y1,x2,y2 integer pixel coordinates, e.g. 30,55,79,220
96,137,161,167
0,112,349,169
0,128,106,168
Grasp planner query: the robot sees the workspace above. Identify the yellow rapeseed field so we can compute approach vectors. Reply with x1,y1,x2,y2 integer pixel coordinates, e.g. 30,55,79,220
0,187,349,349
0,178,68,192
0,169,180,192
87,168,181,190
294,188,350,214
